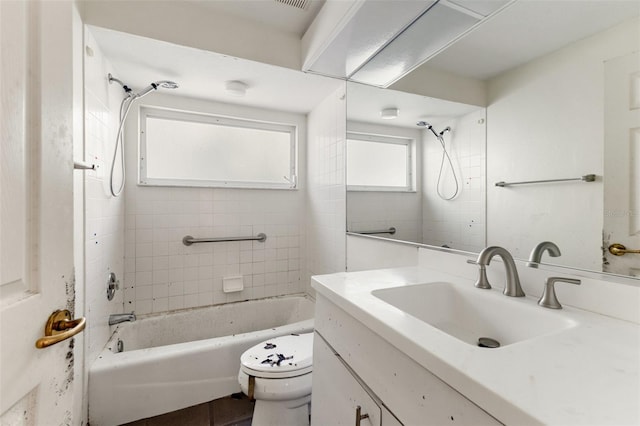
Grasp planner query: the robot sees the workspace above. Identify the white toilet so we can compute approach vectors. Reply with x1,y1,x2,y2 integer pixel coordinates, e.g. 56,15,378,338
238,333,314,426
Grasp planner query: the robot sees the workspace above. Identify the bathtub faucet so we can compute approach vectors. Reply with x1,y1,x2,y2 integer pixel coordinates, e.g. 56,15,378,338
109,312,136,326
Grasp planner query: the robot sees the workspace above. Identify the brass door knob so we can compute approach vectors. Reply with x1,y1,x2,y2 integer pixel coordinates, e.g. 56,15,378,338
35,309,86,349
608,243,640,256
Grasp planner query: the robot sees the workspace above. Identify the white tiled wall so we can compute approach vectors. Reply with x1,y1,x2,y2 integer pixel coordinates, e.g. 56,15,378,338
83,28,126,364
422,109,486,253
123,187,306,314
123,94,308,314
305,86,347,293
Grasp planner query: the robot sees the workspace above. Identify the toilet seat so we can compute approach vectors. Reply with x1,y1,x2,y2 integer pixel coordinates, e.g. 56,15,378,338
240,333,313,379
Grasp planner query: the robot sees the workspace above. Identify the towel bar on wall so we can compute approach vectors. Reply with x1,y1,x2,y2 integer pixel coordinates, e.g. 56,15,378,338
495,174,596,187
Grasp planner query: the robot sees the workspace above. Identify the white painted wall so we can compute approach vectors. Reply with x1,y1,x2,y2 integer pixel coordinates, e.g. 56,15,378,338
346,234,419,272
346,121,423,243
82,27,127,367
390,65,487,107
123,94,308,314
79,1,301,70
306,86,347,293
486,17,640,270
422,108,486,253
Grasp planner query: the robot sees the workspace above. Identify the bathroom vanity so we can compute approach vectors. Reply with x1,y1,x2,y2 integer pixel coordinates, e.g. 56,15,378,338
310,265,640,425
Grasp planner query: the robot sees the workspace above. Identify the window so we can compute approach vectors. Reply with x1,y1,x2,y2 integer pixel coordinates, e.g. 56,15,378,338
346,132,413,191
139,107,297,189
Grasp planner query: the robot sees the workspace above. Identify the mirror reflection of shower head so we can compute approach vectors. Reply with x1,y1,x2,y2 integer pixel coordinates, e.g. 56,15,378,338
417,120,439,138
417,121,459,200
417,121,452,138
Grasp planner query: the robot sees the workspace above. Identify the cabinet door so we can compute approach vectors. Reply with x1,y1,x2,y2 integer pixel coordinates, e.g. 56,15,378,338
311,332,382,426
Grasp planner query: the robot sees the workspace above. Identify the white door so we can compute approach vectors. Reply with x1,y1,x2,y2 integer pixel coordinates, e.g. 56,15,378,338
603,52,640,277
1,1,82,424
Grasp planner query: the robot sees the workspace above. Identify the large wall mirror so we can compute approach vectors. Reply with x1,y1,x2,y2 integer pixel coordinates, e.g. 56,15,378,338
346,83,487,253
346,1,639,279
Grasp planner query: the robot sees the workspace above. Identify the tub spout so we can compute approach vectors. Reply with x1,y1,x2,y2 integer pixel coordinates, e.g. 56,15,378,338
109,312,136,326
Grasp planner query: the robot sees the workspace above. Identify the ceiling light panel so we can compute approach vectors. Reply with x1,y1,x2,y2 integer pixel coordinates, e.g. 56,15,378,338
350,3,480,87
304,0,435,79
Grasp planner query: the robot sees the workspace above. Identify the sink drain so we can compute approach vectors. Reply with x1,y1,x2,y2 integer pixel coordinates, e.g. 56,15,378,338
477,337,500,348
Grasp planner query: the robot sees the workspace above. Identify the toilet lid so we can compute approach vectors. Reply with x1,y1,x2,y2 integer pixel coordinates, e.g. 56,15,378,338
240,333,313,379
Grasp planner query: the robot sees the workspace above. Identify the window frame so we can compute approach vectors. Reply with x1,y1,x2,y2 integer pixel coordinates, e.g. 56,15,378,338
139,106,298,190
346,131,414,192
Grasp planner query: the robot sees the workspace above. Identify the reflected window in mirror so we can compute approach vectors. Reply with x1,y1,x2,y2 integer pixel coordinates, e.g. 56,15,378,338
346,133,414,192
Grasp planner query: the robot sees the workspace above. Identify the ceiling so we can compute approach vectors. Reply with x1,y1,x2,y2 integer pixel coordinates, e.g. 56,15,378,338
183,0,325,36
424,0,640,80
88,0,638,118
347,82,481,128
89,26,342,114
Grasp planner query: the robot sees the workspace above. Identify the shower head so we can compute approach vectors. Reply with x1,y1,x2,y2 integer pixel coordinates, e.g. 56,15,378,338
108,73,133,94
134,80,179,99
107,74,179,98
439,126,452,136
417,120,440,137
155,80,179,89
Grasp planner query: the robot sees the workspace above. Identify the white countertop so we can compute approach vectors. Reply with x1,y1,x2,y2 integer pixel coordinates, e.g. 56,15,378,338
312,266,640,425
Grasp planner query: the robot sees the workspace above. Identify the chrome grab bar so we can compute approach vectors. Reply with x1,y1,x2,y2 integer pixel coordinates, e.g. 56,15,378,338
183,233,267,246
495,174,595,187
355,227,396,235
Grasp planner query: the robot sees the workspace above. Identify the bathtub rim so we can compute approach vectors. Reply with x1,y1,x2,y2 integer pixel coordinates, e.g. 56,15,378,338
94,293,315,364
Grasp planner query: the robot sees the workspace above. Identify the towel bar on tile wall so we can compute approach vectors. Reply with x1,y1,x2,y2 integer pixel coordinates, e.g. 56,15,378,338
182,233,267,246
495,174,596,187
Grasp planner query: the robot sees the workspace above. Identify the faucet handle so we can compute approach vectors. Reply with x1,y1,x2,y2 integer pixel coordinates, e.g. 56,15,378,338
538,277,581,309
467,259,491,289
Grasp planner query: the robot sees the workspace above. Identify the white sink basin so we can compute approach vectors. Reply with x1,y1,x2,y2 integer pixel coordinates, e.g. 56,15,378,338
372,282,577,347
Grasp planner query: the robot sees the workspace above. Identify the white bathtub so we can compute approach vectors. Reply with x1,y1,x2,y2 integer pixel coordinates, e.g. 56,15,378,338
88,295,314,426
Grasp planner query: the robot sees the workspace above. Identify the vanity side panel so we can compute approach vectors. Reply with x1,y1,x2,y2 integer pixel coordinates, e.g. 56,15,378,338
315,294,503,426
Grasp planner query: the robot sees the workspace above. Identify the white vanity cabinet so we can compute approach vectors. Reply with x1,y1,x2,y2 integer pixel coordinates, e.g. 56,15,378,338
312,331,402,426
312,293,502,426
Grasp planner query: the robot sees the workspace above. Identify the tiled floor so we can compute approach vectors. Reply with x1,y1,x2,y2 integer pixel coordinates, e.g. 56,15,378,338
122,394,254,426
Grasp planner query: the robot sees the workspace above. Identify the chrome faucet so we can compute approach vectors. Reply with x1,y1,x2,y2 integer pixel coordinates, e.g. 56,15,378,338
527,241,561,268
469,246,525,297
109,312,136,326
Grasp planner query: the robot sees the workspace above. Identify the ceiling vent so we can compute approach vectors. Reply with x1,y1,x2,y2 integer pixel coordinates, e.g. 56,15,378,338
274,0,310,11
